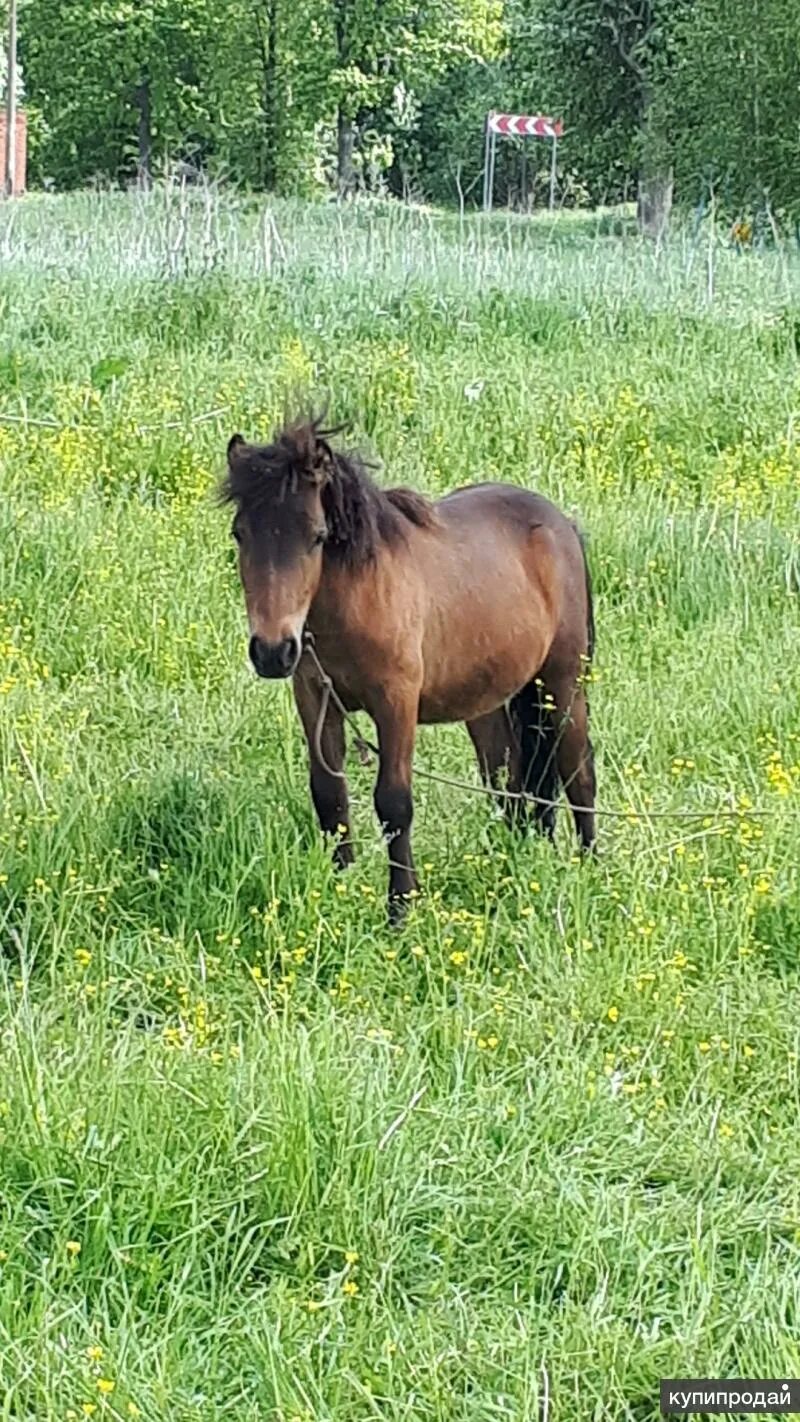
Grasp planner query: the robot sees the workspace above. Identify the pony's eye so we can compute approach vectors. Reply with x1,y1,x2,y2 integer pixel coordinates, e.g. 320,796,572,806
231,525,242,545
312,530,327,549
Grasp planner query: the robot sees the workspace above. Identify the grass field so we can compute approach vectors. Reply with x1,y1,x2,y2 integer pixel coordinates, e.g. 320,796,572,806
1,190,800,1421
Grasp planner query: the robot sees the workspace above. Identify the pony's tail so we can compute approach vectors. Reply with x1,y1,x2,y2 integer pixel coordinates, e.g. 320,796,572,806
510,528,595,838
580,529,595,665
510,679,559,838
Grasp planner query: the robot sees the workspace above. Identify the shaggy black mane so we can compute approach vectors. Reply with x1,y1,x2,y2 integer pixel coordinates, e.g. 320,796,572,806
219,416,436,567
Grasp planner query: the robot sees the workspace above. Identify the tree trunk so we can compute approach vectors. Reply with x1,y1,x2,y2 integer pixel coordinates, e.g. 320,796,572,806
636,85,672,239
257,0,279,190
637,168,673,239
134,75,152,190
337,110,355,198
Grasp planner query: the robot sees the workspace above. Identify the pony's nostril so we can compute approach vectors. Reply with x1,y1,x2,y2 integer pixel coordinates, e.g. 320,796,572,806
249,635,266,672
249,634,298,678
280,636,299,671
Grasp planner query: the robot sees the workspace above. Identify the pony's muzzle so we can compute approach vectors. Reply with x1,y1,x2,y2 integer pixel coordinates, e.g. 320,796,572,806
249,633,300,679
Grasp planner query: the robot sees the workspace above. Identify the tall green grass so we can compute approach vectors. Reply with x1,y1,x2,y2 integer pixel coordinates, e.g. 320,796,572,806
1,192,799,1420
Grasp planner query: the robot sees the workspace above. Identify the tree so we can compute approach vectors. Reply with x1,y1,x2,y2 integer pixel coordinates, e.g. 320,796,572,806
21,0,219,186
321,0,502,195
505,0,693,234
668,0,800,222
18,0,502,199
21,0,800,223
599,1,674,237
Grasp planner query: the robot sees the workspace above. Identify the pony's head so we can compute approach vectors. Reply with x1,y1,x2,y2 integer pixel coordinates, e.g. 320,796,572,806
219,418,337,678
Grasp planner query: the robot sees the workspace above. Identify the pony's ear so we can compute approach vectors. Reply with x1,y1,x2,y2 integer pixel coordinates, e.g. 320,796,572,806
298,425,335,486
302,449,333,487
227,433,247,465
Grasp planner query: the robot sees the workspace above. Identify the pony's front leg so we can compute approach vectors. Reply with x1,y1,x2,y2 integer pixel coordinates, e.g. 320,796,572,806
372,697,418,922
293,664,354,869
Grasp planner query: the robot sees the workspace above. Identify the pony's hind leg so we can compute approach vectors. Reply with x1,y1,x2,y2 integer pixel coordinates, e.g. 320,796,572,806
466,708,526,827
508,679,559,840
549,681,596,852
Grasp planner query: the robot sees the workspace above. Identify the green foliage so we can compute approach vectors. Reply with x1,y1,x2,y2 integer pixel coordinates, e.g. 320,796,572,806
669,0,800,217
18,0,504,195
22,0,217,184
504,0,641,201
504,0,800,217
13,0,800,213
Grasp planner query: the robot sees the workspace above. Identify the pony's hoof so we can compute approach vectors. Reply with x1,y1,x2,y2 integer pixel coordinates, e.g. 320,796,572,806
333,840,355,870
388,900,407,927
388,893,412,926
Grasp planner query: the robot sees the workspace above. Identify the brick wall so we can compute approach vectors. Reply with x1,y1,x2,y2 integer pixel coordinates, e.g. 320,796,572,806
0,111,27,195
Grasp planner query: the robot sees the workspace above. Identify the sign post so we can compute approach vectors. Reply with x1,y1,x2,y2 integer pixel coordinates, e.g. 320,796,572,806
483,112,563,214
549,130,558,211
4,0,17,198
482,114,492,212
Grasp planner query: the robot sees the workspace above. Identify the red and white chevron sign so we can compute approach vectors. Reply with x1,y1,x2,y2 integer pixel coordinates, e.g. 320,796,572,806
487,113,563,138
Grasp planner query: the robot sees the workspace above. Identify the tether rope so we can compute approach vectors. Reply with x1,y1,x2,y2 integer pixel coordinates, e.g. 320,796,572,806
303,634,797,824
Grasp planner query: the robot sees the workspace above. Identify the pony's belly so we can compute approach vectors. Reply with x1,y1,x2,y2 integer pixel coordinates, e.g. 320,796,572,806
417,610,546,724
418,660,529,725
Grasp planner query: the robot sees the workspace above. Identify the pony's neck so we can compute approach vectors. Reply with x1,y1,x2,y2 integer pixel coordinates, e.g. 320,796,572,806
322,455,396,568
